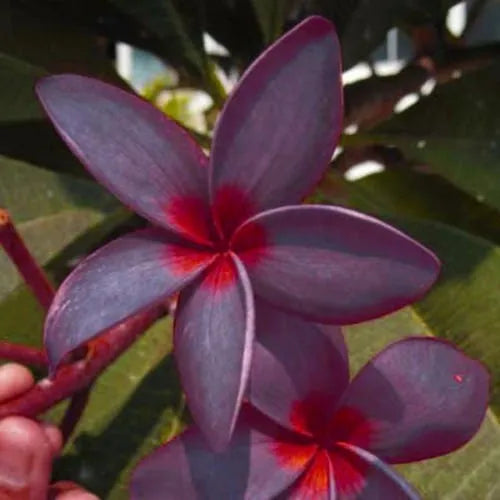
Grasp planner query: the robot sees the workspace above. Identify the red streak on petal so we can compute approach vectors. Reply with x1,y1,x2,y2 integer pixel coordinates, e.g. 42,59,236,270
165,195,215,246
166,244,215,276
329,445,368,497
213,184,256,238
454,374,464,383
291,450,331,498
231,220,268,268
272,439,317,471
328,407,376,450
201,255,237,291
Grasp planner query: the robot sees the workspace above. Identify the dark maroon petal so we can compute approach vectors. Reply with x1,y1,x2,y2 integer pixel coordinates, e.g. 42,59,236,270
330,444,420,500
44,229,214,369
277,450,334,500
250,300,348,436
130,406,314,500
174,254,254,451
210,16,342,236
333,338,489,464
36,75,215,246
233,205,440,324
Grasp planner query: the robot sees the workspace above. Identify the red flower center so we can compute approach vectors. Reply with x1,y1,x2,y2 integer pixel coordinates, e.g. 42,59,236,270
274,399,376,496
164,185,269,275
212,184,256,239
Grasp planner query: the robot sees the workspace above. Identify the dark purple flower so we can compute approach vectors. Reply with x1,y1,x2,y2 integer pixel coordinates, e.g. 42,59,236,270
130,303,489,499
36,16,439,449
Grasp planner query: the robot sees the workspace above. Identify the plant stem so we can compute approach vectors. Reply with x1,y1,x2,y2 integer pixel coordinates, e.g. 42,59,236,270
0,208,54,311
0,305,166,419
60,386,92,443
0,342,47,368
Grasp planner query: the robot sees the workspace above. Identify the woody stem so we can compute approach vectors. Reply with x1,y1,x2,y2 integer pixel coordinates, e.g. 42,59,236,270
0,208,55,311
0,305,166,420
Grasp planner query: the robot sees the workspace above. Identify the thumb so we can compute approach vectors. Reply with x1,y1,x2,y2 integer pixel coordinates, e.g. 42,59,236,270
0,417,53,500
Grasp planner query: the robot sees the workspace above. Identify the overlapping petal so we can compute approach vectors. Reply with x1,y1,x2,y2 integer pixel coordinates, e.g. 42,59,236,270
36,75,214,245
130,406,314,500
233,205,440,324
210,16,342,236
334,338,489,463
250,300,348,435
278,450,334,500
174,254,254,450
44,229,213,369
330,444,419,499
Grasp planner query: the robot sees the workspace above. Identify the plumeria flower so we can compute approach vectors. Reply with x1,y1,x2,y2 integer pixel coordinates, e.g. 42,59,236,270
36,16,439,449
130,303,489,499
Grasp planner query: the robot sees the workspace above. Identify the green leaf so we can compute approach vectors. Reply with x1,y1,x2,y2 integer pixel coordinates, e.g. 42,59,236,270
393,217,500,417
317,168,500,245
0,155,125,346
0,54,46,122
363,61,500,213
251,0,291,44
52,317,183,499
0,2,125,174
0,53,82,174
0,3,122,83
346,309,500,499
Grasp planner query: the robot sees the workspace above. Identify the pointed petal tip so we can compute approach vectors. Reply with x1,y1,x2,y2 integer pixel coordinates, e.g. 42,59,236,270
43,305,69,372
236,205,443,325
36,74,211,240
296,15,337,35
210,14,342,220
409,243,441,301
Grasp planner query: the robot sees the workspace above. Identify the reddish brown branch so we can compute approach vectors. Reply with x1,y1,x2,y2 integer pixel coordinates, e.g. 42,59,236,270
0,208,55,311
345,43,500,131
0,342,47,368
344,64,431,129
0,305,166,419
60,385,92,443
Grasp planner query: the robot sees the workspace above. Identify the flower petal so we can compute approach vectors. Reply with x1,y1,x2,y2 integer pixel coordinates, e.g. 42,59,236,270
333,338,489,463
36,75,214,245
329,444,420,499
233,205,440,324
278,450,334,500
44,229,213,369
250,300,348,436
174,253,254,451
210,16,342,236
130,405,313,500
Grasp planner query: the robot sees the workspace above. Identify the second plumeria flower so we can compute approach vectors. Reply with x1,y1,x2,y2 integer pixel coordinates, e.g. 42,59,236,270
36,16,439,450
131,303,489,499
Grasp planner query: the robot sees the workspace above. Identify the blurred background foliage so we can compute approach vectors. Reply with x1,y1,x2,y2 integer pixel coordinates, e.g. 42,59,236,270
1,0,500,497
